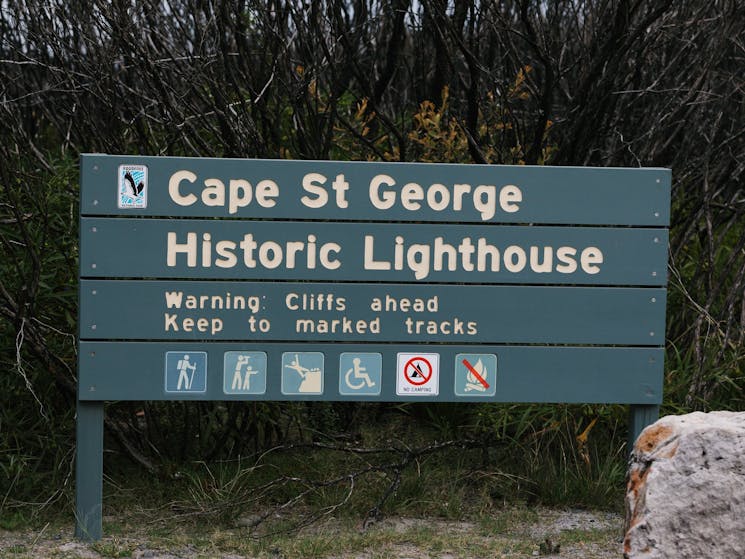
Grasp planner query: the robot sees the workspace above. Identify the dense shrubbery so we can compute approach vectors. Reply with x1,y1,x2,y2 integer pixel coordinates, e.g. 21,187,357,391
1,0,743,512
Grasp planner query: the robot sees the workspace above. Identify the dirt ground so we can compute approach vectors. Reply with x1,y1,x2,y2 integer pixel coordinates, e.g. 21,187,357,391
0,508,624,558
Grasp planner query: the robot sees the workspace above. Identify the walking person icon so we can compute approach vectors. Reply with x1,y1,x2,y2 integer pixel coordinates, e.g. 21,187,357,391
165,351,207,394
177,354,196,390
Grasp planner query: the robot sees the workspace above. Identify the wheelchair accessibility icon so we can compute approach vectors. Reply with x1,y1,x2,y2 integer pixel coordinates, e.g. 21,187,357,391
339,353,382,395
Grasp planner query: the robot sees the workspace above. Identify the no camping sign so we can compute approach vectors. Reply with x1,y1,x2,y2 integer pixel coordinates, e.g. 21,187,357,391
396,352,440,396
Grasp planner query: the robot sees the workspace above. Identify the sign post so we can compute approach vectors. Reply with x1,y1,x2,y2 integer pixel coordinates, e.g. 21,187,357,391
76,155,670,540
74,400,103,541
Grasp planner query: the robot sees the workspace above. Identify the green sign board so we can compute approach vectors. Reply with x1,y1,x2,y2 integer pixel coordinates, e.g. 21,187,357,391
75,155,670,540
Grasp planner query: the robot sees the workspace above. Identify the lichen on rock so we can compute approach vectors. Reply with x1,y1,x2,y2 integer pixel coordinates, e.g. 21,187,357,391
624,411,745,558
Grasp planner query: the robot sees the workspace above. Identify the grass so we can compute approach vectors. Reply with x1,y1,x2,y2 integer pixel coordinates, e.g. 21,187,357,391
79,510,616,558
1,404,629,557
90,539,136,558
0,483,624,558
0,511,32,531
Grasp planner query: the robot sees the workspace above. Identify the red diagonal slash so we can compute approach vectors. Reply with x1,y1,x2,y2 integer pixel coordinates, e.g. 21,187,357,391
462,359,489,389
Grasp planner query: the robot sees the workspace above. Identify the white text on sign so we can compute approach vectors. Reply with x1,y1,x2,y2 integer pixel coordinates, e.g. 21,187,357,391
166,232,603,280
168,170,522,219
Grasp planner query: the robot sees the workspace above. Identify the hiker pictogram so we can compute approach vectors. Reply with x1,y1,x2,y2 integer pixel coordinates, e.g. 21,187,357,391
164,351,207,393
177,354,197,390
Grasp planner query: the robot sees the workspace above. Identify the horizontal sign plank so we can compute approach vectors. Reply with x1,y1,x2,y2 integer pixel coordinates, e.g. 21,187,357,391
78,342,663,404
81,154,671,225
80,280,666,345
80,219,668,285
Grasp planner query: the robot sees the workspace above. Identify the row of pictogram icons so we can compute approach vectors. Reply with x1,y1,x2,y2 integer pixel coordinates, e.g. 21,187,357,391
164,351,497,397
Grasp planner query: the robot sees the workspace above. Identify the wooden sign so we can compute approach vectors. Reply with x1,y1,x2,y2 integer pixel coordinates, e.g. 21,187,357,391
75,154,671,540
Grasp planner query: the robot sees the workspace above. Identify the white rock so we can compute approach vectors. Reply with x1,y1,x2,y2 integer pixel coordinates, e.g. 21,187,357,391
624,411,745,558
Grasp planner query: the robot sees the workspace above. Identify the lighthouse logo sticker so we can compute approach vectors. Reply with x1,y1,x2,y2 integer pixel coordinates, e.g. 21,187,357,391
118,164,148,209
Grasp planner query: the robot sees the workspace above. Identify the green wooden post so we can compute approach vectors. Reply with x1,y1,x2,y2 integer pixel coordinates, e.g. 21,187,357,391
75,400,104,541
628,404,660,455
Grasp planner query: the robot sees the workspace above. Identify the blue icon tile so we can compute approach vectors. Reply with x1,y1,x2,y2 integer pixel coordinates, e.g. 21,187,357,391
223,352,267,395
454,354,497,397
165,352,207,393
281,352,324,395
339,353,382,396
